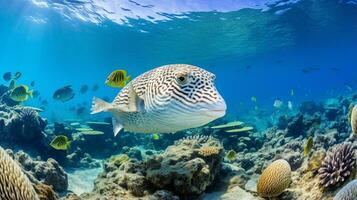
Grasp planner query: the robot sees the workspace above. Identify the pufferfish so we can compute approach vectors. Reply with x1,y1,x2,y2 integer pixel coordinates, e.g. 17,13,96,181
91,64,226,136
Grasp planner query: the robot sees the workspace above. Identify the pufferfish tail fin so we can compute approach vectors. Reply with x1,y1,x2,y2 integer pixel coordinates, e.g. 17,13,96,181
90,97,113,114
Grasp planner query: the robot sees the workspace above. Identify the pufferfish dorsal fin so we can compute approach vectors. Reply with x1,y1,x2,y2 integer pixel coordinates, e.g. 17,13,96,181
113,84,145,113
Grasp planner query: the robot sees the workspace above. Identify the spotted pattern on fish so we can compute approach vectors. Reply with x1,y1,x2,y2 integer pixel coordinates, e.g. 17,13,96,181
92,64,226,134
113,64,222,111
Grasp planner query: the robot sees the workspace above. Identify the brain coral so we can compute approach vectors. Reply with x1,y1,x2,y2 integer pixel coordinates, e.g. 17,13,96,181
318,143,356,188
333,180,357,200
0,147,39,200
257,159,292,197
351,105,357,134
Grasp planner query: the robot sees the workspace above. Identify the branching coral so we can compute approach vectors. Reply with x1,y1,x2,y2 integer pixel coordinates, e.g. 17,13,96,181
333,180,357,200
198,146,220,157
175,135,214,146
0,147,39,200
257,159,291,197
318,143,356,188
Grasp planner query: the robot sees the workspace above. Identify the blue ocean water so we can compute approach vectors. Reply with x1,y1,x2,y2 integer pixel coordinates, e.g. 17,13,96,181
1,0,357,198
1,0,356,123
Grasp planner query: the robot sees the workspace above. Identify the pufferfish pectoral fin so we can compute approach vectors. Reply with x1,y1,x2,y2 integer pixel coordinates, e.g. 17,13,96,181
122,84,145,113
112,114,123,136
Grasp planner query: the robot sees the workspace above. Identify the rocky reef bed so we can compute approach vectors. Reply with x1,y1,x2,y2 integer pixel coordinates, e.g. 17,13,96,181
1,82,357,199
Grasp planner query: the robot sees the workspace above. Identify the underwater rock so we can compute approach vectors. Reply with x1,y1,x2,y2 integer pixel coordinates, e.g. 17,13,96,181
82,136,223,199
14,151,68,192
54,122,73,139
65,148,100,169
217,185,261,200
146,136,223,196
0,146,39,200
286,114,305,137
148,190,180,200
33,158,68,192
257,159,292,198
333,180,357,200
299,101,323,115
104,154,130,172
318,143,356,188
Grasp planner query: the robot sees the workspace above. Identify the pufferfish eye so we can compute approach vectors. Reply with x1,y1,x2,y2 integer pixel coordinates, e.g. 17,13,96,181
176,74,189,85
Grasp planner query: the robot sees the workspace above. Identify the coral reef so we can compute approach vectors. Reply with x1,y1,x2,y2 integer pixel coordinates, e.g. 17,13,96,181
257,159,292,197
34,184,59,200
333,180,357,200
351,105,357,134
318,143,356,188
14,150,68,192
75,136,223,199
0,146,39,200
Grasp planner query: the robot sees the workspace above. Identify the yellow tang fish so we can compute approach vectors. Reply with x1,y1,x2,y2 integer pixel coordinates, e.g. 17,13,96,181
50,135,71,150
303,136,313,157
105,70,131,88
9,85,33,102
152,133,160,140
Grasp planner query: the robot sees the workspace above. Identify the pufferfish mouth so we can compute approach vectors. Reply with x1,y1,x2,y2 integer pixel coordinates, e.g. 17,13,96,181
198,101,227,118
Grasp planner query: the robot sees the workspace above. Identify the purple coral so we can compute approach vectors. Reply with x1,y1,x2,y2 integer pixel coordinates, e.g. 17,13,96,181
318,143,356,188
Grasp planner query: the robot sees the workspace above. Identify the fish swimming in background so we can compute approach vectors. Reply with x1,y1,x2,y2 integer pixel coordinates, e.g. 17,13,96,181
105,69,132,88
290,89,294,96
251,96,257,102
8,80,16,90
152,133,160,140
30,81,35,87
9,85,33,102
80,84,89,94
2,72,11,81
304,136,314,157
302,67,320,73
273,99,283,109
53,85,75,102
226,150,237,161
92,84,99,91
91,64,226,136
50,135,71,150
288,101,293,110
14,71,22,80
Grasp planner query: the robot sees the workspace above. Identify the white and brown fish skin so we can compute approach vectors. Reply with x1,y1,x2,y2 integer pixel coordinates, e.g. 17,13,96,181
91,64,226,136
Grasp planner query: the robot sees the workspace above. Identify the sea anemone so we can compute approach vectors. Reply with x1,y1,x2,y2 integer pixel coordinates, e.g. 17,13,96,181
257,159,292,197
333,180,357,200
18,108,41,128
318,143,356,188
0,147,39,200
198,146,220,157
